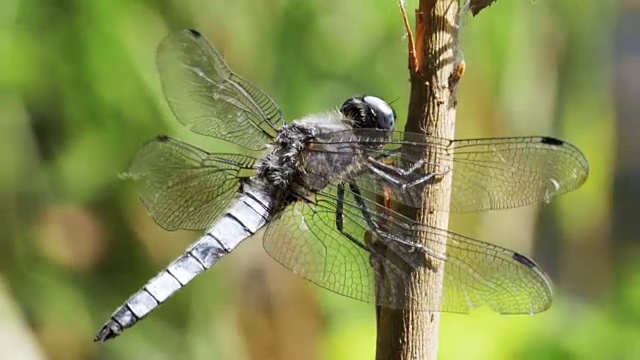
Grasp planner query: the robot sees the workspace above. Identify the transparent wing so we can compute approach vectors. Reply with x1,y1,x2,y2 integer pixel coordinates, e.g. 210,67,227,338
263,183,552,313
309,130,589,212
446,136,588,211
127,135,256,230
157,29,282,151
262,188,391,305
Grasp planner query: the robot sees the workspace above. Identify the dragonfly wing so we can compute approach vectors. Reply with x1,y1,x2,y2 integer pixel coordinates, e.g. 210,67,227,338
263,182,552,313
311,130,589,212
127,135,256,230
157,29,282,151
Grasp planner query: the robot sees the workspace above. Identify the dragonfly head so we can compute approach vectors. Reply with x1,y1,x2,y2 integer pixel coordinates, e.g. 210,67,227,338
340,96,396,131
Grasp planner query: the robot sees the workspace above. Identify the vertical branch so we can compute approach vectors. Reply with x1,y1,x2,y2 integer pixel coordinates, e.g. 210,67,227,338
376,0,462,359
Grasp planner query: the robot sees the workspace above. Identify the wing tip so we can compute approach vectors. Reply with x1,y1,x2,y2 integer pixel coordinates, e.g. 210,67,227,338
186,28,202,38
512,252,540,269
540,136,565,146
155,134,171,142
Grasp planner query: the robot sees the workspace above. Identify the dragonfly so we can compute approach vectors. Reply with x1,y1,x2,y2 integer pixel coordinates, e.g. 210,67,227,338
94,28,589,342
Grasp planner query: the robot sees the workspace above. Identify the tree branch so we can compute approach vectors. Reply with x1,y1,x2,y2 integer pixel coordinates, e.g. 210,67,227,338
375,1,463,359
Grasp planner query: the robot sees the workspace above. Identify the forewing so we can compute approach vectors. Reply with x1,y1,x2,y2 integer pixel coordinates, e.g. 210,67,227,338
446,136,588,212
311,130,589,212
127,136,256,230
263,183,552,313
157,29,282,151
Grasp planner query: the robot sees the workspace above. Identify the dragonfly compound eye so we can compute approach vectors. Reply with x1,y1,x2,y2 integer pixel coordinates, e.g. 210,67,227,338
363,96,395,130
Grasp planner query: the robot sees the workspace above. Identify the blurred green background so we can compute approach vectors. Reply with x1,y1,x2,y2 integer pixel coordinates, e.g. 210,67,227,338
0,0,633,359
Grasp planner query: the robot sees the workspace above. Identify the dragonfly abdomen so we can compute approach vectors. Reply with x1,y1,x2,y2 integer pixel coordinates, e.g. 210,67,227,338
94,187,275,342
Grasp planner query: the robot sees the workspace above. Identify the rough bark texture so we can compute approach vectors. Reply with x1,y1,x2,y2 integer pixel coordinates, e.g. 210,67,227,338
375,1,461,359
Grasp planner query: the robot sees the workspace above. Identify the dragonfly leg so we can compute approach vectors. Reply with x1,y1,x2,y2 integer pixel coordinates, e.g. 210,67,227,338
365,157,452,190
367,157,450,177
399,167,451,190
336,183,419,274
334,183,374,253
366,157,426,176
334,183,416,262
348,182,448,262
365,163,407,187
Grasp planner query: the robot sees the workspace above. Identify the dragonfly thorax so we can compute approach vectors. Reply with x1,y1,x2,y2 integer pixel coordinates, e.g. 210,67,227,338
256,123,318,190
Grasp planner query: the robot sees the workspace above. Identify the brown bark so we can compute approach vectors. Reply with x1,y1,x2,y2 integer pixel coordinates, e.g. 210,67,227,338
375,1,462,359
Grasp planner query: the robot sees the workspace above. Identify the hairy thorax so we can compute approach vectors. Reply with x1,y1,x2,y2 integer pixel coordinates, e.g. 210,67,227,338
255,112,360,199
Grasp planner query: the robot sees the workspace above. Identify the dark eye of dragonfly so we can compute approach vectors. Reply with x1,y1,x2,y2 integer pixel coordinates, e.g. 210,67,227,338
364,96,395,130
340,96,396,131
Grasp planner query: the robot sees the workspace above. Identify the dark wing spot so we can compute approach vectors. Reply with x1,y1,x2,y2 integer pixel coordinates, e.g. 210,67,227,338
540,137,565,146
512,252,539,269
156,135,170,142
187,29,202,38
